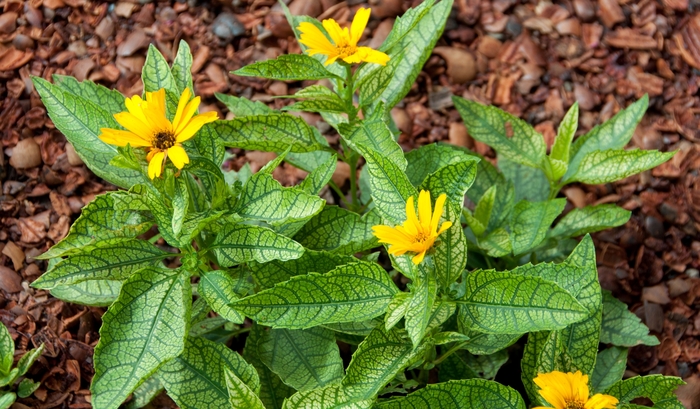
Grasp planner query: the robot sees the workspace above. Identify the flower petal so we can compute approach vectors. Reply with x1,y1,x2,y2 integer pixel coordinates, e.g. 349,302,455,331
585,394,619,409
436,221,453,236
175,111,218,142
172,87,192,132
344,47,390,65
350,8,371,46
174,96,202,135
114,112,156,141
99,128,152,147
404,195,420,236
411,251,426,264
322,18,347,46
373,225,413,245
417,190,432,232
431,193,448,234
167,145,190,169
148,151,165,179
146,89,167,118
299,22,337,54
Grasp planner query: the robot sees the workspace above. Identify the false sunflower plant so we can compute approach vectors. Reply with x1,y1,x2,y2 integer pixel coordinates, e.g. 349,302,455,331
29,1,680,409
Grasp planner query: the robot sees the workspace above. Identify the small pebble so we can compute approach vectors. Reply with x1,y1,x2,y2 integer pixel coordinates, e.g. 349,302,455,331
0,12,17,34
212,12,245,42
685,268,699,278
644,216,665,238
65,142,84,166
12,34,34,51
9,138,42,169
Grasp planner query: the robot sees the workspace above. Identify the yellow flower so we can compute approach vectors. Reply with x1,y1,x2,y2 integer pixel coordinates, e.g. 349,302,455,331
372,190,452,265
298,8,390,66
99,88,218,179
534,371,619,409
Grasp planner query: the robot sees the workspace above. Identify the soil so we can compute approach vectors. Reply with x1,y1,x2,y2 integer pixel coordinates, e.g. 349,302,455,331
1,0,700,408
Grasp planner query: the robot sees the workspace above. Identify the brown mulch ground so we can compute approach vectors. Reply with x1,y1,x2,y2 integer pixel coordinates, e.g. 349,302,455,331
1,0,700,407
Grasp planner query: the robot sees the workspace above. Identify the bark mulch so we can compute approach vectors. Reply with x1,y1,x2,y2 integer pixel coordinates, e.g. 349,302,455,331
1,0,700,407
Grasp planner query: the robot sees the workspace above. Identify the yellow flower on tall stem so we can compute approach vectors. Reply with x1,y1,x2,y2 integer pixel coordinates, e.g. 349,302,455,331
533,371,619,409
372,190,452,265
298,8,390,66
99,88,218,179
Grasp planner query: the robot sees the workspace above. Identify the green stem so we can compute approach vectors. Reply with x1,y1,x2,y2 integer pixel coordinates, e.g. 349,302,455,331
432,341,469,366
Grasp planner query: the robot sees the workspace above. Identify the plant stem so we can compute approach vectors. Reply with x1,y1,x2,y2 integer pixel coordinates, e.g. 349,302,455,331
432,341,469,366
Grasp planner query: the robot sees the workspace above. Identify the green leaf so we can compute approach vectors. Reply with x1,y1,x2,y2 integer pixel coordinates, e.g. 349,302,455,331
92,267,190,409
0,369,18,388
259,327,344,391
17,378,40,398
293,206,379,255
39,191,152,259
216,93,273,117
342,327,427,400
510,199,566,255
474,185,497,228
199,270,245,323
158,336,260,409
284,85,347,114
299,154,337,195
249,250,355,289
601,290,659,347
422,159,478,206
551,102,579,163
0,324,13,375
0,392,15,409
210,223,304,267
468,159,515,231
244,324,295,409
226,368,266,409
142,44,179,114
432,332,470,345
339,113,407,171
33,239,170,289
283,384,374,409
360,148,417,225
374,379,526,409
125,376,163,409
357,52,405,108
499,157,550,202
234,54,339,81
376,0,453,109
385,292,411,331
461,331,521,355
379,0,435,52
52,74,125,115
231,261,397,329
477,228,512,257
566,95,647,180
405,266,437,347
32,77,143,189
550,204,631,239
453,96,546,168
171,40,194,94
432,204,467,289
566,149,675,184
50,279,122,307
606,375,684,404
16,343,45,378
171,176,189,236
456,269,588,334
517,236,602,379
234,173,325,226
591,347,628,393
520,330,566,403
215,113,326,153
404,143,475,187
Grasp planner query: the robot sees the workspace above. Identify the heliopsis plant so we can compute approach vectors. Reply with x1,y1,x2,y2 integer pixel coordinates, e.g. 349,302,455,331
30,1,680,409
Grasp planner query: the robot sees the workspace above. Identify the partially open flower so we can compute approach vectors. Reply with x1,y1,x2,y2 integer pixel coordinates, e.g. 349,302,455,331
533,371,619,409
298,8,390,66
99,88,218,179
372,190,452,264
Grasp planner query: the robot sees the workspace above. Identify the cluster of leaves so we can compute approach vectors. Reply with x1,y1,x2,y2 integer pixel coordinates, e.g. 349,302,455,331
31,1,682,408
0,325,44,408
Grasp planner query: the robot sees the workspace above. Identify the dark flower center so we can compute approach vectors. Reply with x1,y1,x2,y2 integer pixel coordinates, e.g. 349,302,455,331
565,401,585,409
152,131,176,150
